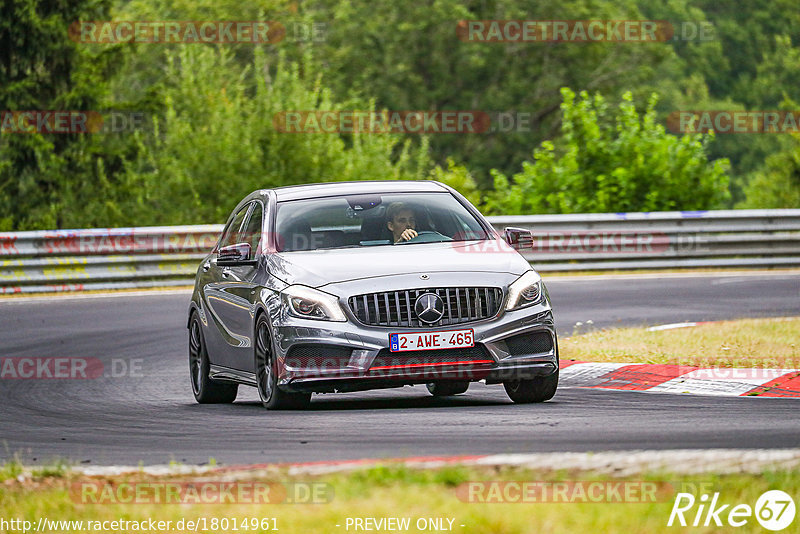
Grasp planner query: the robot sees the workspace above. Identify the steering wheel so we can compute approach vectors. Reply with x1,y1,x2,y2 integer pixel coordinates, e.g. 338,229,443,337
400,230,452,244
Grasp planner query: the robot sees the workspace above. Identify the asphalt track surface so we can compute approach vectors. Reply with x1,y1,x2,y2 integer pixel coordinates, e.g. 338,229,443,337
1,272,798,466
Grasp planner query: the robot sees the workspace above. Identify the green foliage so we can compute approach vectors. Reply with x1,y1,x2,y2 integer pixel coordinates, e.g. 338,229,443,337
107,47,429,226
0,0,120,230
484,88,730,214
3,0,799,229
31,459,69,479
331,464,473,500
305,0,678,187
738,135,800,209
640,0,800,204
428,159,481,207
0,458,23,482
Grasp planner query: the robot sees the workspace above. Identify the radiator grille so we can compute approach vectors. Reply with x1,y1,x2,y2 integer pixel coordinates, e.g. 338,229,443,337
348,287,503,327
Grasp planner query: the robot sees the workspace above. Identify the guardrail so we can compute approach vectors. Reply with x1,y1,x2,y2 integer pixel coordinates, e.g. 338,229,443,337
495,209,800,271
1,210,799,293
0,225,221,294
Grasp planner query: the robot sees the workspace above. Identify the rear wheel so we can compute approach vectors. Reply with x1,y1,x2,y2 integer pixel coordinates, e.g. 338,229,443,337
503,370,558,404
255,315,311,410
426,381,470,396
189,313,238,403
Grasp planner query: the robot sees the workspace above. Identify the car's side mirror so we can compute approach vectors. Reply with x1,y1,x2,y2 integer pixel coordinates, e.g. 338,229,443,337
504,227,534,251
217,243,257,265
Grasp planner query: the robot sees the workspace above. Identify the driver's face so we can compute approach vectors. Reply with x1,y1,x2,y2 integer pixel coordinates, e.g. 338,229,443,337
388,209,416,240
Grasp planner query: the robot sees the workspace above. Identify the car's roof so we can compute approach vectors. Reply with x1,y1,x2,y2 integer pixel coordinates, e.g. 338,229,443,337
268,180,449,201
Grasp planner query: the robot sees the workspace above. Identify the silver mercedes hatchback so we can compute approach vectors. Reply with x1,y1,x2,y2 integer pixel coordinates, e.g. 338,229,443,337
188,181,558,409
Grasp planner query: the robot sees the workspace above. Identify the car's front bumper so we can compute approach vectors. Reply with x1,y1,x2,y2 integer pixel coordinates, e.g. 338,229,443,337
271,301,558,393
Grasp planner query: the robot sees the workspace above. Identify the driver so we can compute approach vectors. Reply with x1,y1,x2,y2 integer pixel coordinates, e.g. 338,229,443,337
386,202,418,243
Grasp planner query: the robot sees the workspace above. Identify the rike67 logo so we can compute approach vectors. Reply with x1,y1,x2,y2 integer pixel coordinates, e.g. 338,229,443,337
668,490,795,531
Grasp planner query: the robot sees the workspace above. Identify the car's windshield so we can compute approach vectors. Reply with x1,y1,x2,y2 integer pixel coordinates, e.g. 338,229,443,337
275,192,490,252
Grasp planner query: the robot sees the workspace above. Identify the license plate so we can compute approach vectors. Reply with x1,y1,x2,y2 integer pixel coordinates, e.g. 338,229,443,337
389,329,474,352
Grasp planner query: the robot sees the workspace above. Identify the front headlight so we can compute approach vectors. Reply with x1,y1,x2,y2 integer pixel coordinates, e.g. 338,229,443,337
505,270,544,311
281,285,347,322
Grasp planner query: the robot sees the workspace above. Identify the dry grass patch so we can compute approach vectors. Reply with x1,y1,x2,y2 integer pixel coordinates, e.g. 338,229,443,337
560,317,800,368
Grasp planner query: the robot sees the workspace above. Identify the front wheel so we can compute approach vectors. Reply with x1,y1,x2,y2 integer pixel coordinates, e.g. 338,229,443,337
189,313,238,403
503,370,558,404
254,315,311,410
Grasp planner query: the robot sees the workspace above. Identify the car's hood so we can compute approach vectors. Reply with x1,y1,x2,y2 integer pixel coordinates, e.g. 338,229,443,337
267,240,532,287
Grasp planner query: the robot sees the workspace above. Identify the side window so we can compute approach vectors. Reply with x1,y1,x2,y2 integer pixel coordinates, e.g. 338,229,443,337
242,202,263,253
219,205,250,249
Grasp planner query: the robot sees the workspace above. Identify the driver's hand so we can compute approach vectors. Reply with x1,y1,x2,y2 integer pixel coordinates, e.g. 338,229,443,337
397,229,418,242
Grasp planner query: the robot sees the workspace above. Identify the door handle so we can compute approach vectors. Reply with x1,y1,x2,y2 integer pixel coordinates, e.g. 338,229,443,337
202,261,211,272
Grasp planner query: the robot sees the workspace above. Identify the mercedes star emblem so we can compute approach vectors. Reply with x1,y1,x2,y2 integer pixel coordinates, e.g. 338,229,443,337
415,293,445,324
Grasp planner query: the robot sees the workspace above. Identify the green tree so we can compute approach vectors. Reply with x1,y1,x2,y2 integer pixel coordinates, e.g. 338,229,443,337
640,0,800,203
0,0,119,230
298,0,681,186
112,0,780,206
484,88,730,214
738,135,800,209
105,47,433,226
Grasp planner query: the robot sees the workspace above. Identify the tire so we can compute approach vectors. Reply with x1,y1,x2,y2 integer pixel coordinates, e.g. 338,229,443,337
189,313,238,403
503,370,558,404
254,314,311,410
426,381,470,396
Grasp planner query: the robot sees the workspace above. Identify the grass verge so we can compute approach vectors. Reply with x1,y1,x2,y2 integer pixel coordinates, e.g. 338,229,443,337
1,463,798,533
561,317,800,368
